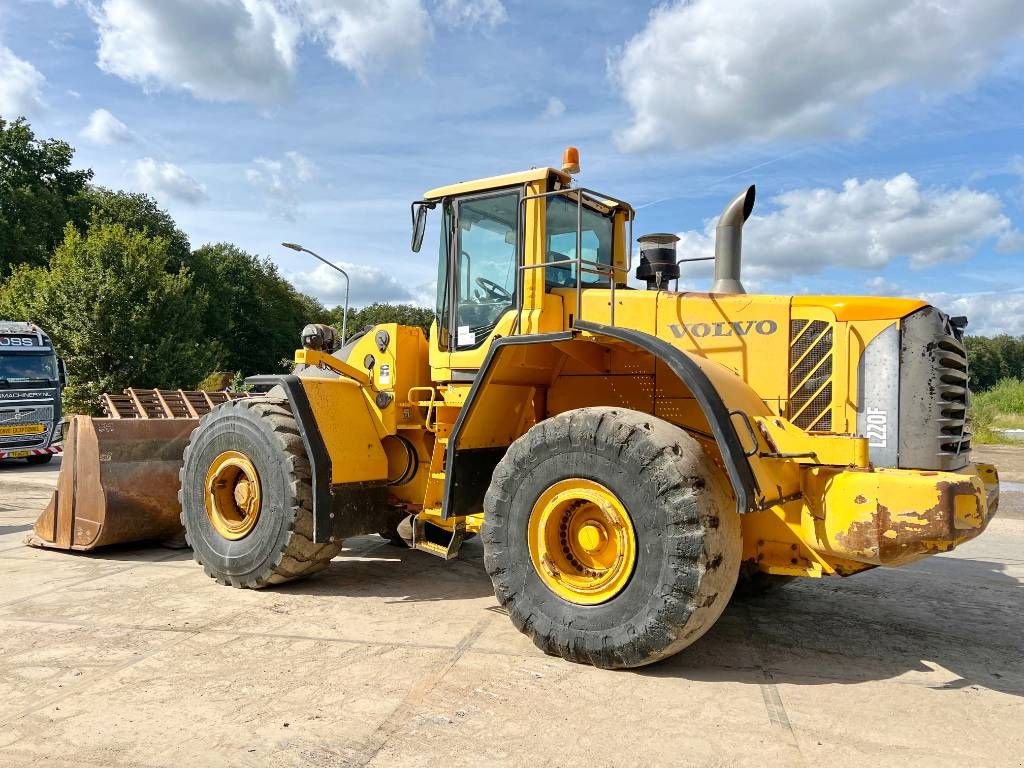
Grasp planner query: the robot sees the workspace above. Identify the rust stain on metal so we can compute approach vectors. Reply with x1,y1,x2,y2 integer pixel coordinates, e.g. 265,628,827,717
834,479,982,566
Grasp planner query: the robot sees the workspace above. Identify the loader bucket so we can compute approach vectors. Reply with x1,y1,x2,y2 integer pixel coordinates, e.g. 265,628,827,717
28,415,197,550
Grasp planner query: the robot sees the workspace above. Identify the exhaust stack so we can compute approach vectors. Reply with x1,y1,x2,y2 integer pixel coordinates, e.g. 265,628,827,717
711,185,755,294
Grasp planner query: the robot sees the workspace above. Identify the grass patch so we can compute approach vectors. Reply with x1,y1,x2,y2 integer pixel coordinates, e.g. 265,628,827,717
971,378,1024,444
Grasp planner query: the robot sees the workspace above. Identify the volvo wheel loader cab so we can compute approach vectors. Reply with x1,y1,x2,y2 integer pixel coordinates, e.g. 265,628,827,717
34,149,1000,670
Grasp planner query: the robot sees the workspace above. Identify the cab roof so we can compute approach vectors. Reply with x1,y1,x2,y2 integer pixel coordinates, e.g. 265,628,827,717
423,167,570,200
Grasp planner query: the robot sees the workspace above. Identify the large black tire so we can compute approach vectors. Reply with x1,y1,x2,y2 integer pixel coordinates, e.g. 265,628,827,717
483,407,741,669
26,453,53,465
179,398,341,588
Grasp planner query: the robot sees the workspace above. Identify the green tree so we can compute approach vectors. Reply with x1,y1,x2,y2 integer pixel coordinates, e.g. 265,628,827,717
328,302,434,340
965,335,1024,391
0,117,93,272
84,187,191,269
0,223,217,414
188,243,331,376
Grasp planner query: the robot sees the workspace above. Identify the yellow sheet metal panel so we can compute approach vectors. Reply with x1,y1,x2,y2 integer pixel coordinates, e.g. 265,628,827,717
792,295,927,321
755,415,869,467
424,167,568,199
656,292,791,403
338,323,430,435
553,287,658,333
802,463,995,567
548,373,654,415
300,376,389,484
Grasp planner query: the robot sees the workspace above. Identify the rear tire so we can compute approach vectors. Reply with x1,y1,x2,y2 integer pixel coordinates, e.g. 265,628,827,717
483,407,741,669
26,454,53,465
179,398,341,588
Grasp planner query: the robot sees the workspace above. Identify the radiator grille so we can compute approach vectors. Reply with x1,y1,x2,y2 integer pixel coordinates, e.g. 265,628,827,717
933,322,970,456
789,320,833,431
0,405,54,447
897,306,971,470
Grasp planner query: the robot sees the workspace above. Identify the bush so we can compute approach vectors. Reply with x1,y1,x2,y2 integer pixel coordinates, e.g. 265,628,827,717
197,371,234,392
970,377,1024,443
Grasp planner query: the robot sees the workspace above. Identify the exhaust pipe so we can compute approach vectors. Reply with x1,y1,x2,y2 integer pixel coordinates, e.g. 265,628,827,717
711,185,755,294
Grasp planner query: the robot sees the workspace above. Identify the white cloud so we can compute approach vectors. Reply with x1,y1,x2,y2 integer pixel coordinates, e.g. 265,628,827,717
245,151,318,221
542,96,565,119
863,276,901,295
91,0,299,103
133,158,207,204
674,174,1022,282
286,150,316,182
80,108,134,144
613,0,1024,151
0,46,45,117
920,291,1024,336
296,0,432,78
288,261,429,308
435,0,507,29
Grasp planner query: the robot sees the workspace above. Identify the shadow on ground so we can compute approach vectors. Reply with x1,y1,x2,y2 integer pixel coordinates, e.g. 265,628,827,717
650,554,1023,698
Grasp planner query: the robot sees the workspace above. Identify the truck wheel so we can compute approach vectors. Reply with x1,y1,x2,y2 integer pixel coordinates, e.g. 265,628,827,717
179,398,341,588
483,407,741,669
26,454,53,465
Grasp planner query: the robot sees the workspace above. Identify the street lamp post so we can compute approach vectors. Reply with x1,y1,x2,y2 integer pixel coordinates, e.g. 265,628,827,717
281,242,350,345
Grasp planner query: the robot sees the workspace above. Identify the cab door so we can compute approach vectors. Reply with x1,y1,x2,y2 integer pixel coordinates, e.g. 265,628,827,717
441,189,521,378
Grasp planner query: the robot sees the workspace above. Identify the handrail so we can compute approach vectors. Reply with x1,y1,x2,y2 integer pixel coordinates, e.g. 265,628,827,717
407,386,438,432
513,186,633,334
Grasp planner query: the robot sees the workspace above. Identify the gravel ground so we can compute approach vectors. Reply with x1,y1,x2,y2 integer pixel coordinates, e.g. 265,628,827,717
0,451,1021,768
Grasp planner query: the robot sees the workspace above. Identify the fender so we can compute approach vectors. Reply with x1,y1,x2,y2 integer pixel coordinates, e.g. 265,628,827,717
575,320,759,512
247,374,333,541
247,374,389,543
443,325,760,519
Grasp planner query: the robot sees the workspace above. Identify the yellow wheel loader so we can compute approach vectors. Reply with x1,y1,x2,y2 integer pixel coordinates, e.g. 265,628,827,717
30,149,999,669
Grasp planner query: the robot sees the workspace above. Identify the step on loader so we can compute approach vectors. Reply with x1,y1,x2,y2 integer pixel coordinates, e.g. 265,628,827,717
30,148,1000,668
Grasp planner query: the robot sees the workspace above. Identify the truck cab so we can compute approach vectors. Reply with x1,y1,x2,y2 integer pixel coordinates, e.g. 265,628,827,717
0,321,65,464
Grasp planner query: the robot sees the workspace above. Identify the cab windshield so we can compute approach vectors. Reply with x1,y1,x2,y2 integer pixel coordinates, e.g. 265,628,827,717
0,354,57,384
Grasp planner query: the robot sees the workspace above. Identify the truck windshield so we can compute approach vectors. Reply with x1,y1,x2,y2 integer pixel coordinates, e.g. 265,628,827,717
0,354,57,383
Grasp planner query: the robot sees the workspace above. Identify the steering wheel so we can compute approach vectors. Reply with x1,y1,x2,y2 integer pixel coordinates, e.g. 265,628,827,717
475,276,512,301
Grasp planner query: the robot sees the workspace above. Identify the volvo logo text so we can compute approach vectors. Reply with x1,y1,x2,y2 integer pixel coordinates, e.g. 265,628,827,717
668,320,778,339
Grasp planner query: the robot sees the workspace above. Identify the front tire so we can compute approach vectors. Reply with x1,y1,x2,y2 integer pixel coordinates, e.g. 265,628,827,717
179,398,341,588
483,407,741,669
26,453,53,465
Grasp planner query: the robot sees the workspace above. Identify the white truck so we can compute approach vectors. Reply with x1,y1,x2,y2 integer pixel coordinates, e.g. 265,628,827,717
0,321,65,463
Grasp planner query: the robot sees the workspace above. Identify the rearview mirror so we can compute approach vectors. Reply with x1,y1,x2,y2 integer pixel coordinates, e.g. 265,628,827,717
57,357,67,386
411,203,429,253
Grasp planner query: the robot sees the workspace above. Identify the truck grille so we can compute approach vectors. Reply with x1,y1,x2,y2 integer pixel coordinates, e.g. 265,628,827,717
898,307,970,471
789,319,833,431
0,405,54,447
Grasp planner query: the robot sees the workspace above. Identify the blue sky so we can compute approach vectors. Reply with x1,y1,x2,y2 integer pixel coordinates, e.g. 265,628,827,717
2,0,1023,333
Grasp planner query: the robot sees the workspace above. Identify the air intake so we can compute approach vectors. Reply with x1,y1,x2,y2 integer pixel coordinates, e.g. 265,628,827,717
635,233,680,290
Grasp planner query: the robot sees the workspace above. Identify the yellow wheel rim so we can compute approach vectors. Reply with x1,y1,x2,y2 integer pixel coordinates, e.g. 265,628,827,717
527,479,637,605
205,450,262,540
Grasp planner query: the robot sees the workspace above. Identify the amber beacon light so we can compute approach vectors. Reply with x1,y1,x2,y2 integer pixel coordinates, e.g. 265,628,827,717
561,146,580,175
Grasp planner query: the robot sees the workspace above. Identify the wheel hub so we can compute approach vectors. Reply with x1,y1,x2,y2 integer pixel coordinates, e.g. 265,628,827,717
527,479,637,605
205,450,262,540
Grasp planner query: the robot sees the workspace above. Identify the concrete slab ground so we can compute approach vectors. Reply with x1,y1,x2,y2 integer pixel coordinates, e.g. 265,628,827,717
0,451,1021,768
